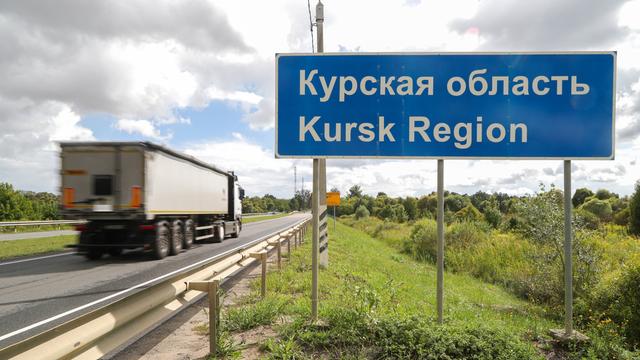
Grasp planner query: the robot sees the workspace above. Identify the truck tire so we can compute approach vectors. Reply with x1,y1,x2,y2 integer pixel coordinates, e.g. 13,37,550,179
170,220,183,255
80,232,103,260
230,221,240,238
183,219,194,249
213,225,224,243
152,222,170,259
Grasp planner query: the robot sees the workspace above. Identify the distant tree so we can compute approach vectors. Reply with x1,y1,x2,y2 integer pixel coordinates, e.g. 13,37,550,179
355,205,370,219
470,191,491,212
630,181,640,236
403,197,418,220
347,185,363,199
482,199,502,228
444,194,469,213
376,192,387,198
595,188,616,200
330,187,340,193
613,207,630,226
454,204,482,222
581,198,613,222
572,188,594,207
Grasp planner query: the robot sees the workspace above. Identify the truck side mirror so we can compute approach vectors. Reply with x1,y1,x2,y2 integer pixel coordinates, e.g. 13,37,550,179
239,188,245,200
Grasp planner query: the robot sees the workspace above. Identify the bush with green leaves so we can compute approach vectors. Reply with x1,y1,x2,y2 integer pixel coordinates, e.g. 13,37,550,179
630,181,640,236
581,198,613,222
454,204,482,222
614,207,631,226
354,205,370,220
590,260,640,347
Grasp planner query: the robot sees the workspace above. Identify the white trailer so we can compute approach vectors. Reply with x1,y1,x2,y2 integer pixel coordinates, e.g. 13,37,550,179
60,142,244,260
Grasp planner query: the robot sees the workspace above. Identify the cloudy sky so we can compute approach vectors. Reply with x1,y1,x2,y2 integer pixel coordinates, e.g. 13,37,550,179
1,0,639,198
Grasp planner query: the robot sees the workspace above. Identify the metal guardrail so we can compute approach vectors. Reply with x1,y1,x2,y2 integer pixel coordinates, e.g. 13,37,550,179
0,217,310,359
0,220,86,228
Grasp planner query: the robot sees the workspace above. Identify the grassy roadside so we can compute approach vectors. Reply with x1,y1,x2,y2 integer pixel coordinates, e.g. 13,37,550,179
244,213,291,224
213,221,563,359
0,224,74,234
0,235,76,260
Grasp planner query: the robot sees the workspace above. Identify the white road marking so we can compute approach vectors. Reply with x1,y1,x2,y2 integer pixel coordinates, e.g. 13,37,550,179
0,252,73,267
0,217,308,343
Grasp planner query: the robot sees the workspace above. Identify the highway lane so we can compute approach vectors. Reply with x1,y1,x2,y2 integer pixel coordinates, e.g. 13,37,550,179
0,213,309,348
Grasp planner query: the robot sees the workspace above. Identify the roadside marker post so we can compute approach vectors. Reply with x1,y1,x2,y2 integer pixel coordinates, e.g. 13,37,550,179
186,280,220,356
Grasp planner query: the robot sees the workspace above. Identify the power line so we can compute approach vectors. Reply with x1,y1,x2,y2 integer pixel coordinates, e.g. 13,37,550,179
307,0,315,53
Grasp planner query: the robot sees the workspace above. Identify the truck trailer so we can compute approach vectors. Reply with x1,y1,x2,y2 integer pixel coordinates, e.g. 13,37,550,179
59,142,244,260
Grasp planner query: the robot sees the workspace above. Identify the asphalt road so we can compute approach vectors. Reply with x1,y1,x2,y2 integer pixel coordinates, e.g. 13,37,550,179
0,213,309,349
0,230,78,241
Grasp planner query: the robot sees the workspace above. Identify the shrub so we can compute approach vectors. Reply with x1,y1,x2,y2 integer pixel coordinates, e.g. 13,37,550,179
575,208,601,230
630,181,640,236
403,219,438,261
581,198,613,222
573,188,594,207
483,200,502,228
596,188,615,200
591,261,640,347
454,204,482,222
354,205,370,220
614,207,631,226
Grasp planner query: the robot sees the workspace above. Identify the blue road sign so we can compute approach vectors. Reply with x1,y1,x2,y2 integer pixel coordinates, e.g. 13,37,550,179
275,52,615,159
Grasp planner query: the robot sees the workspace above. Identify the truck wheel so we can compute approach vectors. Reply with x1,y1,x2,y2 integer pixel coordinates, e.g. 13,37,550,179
213,225,224,243
183,219,194,249
230,222,240,238
170,220,183,255
152,222,170,259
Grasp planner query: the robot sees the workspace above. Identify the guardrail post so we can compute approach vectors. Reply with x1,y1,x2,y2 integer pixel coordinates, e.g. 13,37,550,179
287,233,292,256
276,238,282,270
250,252,268,298
186,279,220,355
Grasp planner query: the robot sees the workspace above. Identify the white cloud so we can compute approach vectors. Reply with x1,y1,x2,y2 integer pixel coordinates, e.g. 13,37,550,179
115,119,169,141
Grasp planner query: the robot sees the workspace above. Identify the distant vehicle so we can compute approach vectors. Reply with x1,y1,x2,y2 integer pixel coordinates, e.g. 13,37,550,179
59,142,244,260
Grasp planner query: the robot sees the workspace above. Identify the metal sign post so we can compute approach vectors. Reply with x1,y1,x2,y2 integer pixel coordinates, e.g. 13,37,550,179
436,159,444,324
311,159,319,320
564,160,573,335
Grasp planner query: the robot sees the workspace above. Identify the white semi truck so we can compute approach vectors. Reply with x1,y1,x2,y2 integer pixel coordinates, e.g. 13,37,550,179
59,142,244,260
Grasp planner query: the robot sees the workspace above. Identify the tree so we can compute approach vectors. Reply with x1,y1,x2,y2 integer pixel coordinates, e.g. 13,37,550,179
470,191,491,212
581,198,613,222
595,188,616,200
347,185,363,199
403,197,418,220
572,188,594,207
454,204,482,222
630,181,640,236
444,194,469,213
355,205,370,219
482,199,502,228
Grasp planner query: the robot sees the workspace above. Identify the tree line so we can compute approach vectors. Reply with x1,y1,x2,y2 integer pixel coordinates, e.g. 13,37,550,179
0,183,59,221
332,182,640,235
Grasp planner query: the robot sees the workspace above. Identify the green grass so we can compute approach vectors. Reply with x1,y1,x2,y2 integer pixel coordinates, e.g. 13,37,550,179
0,235,76,259
231,221,560,358
0,224,74,234
244,213,291,224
